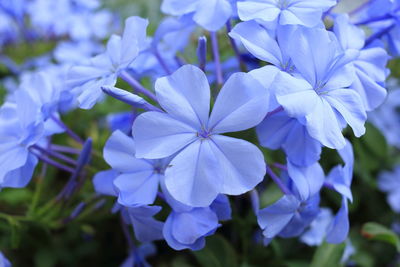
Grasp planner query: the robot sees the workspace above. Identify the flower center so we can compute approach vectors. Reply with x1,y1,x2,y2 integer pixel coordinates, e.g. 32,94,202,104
197,128,212,139
277,0,290,9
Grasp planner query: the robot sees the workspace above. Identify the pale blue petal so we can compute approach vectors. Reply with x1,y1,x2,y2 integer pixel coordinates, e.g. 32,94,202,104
210,135,266,195
301,208,333,246
171,208,218,245
132,112,197,159
161,0,199,16
288,27,337,87
193,0,232,31
323,89,367,138
128,206,164,242
237,1,280,23
248,65,281,110
114,172,159,206
257,111,321,166
165,140,222,207
1,153,38,188
257,195,300,238
305,97,346,149
93,170,119,196
104,130,154,172
209,72,269,133
120,16,148,68
287,161,325,201
229,21,282,66
0,144,28,185
274,71,318,118
210,194,232,221
326,198,349,244
155,65,210,128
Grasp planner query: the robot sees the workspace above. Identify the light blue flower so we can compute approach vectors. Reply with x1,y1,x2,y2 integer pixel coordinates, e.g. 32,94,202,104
120,243,156,267
229,21,295,71
333,14,389,111
378,166,400,213
163,207,219,250
161,0,234,31
67,16,148,109
324,140,354,243
237,0,336,28
257,193,320,242
0,252,11,267
274,27,366,149
0,90,43,189
102,130,172,207
369,88,400,148
300,208,333,246
133,65,268,207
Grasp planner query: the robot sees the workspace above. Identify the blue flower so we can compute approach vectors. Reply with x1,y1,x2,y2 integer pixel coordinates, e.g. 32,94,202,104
257,108,322,167
229,21,295,71
93,171,164,243
161,0,234,31
237,0,336,28
257,193,320,243
120,243,156,267
273,27,367,149
133,65,268,207
369,88,400,148
67,16,148,109
102,130,172,207
126,206,164,243
0,90,43,189
163,207,220,250
333,14,389,111
324,140,354,243
300,208,333,246
0,252,11,267
378,166,400,213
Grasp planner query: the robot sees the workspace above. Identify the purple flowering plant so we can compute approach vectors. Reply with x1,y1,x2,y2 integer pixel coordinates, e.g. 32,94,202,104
1,0,400,266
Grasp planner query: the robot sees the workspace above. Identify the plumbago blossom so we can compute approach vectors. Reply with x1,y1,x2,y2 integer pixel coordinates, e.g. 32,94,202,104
2,0,400,264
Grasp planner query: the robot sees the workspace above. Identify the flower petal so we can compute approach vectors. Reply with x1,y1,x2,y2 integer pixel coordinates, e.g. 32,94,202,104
229,21,282,66
114,172,159,206
209,72,269,133
132,112,197,159
210,135,266,195
257,195,300,239
165,140,222,207
155,65,210,128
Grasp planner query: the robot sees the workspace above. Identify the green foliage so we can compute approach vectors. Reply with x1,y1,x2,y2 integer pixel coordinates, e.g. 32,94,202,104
310,242,346,267
361,222,400,252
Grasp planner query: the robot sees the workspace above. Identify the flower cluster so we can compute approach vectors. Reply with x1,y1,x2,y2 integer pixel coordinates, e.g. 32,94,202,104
1,0,400,265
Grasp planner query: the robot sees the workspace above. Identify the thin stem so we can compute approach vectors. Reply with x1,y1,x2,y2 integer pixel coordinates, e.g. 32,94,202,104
32,151,75,173
119,71,158,102
120,213,135,252
50,144,80,154
51,115,84,144
365,23,396,46
153,48,172,75
266,165,291,195
349,0,371,16
272,162,287,171
210,31,224,86
27,157,48,216
226,20,247,72
32,145,77,166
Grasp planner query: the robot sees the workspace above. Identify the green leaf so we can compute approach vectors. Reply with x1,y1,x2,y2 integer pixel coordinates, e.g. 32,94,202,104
193,234,238,267
310,242,346,267
361,222,400,252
